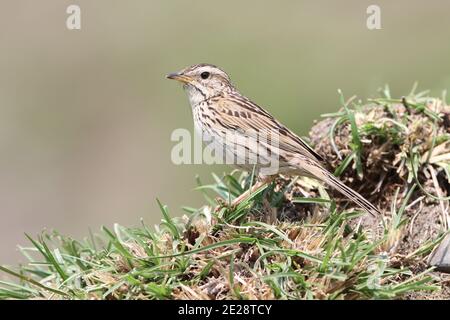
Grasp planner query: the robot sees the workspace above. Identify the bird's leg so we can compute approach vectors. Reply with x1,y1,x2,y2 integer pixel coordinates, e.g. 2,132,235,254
230,180,265,207
214,176,275,212
231,175,276,207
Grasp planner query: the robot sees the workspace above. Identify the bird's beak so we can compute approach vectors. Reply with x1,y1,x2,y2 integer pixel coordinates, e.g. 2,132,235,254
166,72,192,84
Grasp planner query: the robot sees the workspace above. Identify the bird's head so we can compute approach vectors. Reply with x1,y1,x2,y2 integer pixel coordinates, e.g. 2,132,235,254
166,64,233,105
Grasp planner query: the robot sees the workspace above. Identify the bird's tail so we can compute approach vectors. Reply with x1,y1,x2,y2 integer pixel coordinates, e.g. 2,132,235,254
323,171,380,217
298,160,381,217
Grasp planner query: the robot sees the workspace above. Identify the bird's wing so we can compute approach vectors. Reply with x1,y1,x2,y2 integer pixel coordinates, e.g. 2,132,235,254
210,94,324,163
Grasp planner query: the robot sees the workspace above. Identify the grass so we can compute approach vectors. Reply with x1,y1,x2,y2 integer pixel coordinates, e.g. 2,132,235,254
1,86,450,300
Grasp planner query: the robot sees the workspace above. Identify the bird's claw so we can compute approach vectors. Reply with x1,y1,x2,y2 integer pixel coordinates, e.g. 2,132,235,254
214,197,239,213
214,197,227,213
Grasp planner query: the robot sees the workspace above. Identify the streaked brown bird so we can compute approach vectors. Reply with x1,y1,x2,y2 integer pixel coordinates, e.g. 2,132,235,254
167,63,380,216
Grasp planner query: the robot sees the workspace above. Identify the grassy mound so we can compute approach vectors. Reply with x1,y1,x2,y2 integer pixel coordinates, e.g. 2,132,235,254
1,87,450,300
310,87,450,254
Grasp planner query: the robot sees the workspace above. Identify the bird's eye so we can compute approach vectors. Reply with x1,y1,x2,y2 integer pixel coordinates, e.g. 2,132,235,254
200,71,210,79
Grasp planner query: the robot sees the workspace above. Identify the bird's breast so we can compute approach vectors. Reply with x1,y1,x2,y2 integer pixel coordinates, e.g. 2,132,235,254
192,102,209,136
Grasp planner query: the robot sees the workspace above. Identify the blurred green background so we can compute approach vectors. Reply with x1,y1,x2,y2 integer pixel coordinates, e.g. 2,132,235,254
1,0,450,264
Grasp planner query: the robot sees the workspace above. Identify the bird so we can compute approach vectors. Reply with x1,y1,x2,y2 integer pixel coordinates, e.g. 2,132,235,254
167,63,380,217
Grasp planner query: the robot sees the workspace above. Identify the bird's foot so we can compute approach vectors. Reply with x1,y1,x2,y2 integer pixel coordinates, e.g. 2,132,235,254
214,197,228,213
213,192,248,213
